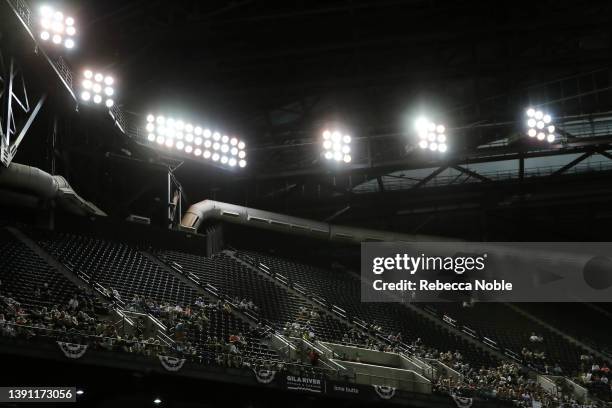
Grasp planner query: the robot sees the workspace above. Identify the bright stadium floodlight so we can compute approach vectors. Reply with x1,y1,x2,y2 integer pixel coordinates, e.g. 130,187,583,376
525,107,555,143
38,5,76,49
322,129,351,163
145,114,247,168
79,69,115,108
415,117,447,153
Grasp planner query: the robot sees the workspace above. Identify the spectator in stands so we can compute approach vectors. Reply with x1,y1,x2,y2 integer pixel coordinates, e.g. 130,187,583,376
68,295,79,310
307,348,319,366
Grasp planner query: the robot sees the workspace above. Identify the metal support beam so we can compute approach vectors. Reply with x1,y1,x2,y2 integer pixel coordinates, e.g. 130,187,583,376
324,205,351,222
376,175,385,192
452,165,491,182
412,166,449,189
0,54,47,167
550,152,594,177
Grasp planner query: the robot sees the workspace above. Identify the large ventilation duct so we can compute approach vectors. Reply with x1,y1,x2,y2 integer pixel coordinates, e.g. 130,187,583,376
0,162,106,216
181,200,447,244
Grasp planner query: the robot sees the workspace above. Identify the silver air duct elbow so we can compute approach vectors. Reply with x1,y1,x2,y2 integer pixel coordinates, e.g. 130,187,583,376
0,163,106,216
181,199,445,244
0,162,59,199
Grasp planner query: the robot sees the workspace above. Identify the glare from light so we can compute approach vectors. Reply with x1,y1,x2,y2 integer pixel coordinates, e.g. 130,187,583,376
80,91,90,101
79,69,115,109
322,128,352,164
414,118,448,153
38,6,76,49
76,390,84,396
343,155,351,163
239,160,247,168
153,398,162,405
144,114,247,167
525,107,555,143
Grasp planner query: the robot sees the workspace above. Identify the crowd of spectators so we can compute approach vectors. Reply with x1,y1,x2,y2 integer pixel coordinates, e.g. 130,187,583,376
1,275,610,407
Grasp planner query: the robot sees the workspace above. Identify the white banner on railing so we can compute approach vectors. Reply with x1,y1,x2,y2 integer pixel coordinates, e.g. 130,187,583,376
373,385,396,400
158,355,186,372
451,394,473,408
253,369,276,384
57,341,88,359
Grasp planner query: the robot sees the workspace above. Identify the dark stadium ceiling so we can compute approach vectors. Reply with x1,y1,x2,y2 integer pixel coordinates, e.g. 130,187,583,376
75,0,612,138
4,0,612,225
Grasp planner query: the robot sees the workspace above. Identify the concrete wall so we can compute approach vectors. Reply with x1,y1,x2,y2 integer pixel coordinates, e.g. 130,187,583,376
332,360,432,394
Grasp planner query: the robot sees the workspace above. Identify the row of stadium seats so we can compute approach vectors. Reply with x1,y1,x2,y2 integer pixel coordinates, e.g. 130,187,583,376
28,230,278,361
157,250,351,343
0,229,78,307
237,250,497,368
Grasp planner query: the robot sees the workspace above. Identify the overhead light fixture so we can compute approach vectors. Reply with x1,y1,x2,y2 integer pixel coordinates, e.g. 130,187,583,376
79,69,115,108
415,117,447,153
322,129,351,163
38,5,76,49
145,114,247,168
525,107,555,143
